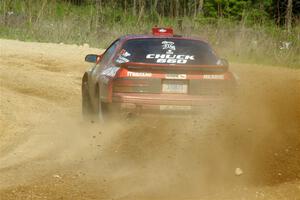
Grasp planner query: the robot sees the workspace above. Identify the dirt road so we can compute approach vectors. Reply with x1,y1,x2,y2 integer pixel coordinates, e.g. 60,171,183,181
0,39,300,200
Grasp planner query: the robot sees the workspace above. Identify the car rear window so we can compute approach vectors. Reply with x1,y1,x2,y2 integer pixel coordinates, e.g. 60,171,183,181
115,38,219,65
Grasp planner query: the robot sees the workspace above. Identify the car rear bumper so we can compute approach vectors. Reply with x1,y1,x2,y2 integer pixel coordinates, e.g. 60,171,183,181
112,92,225,111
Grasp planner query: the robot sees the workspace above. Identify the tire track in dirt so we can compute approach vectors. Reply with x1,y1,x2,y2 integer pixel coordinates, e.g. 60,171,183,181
0,39,300,199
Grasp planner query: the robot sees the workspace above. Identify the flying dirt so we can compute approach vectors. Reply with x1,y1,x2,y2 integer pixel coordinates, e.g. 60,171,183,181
0,39,300,200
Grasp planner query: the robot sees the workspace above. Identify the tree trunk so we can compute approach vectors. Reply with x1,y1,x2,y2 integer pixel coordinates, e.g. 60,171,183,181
170,0,174,18
137,0,145,22
161,1,165,17
151,0,159,16
276,0,280,25
194,0,197,18
183,0,186,17
124,0,127,15
175,0,179,17
197,0,204,14
95,0,102,31
217,2,221,17
153,0,158,11
259,0,264,23
285,0,293,33
133,0,137,16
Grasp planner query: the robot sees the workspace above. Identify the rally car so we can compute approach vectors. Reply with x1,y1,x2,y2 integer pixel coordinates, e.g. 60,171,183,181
82,28,235,120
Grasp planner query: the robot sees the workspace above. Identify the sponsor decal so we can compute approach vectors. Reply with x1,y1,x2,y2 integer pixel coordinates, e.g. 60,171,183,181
166,49,174,55
120,49,131,57
127,71,152,77
146,54,195,64
101,66,120,77
162,41,176,51
203,74,224,80
165,74,187,79
116,49,131,64
116,56,129,64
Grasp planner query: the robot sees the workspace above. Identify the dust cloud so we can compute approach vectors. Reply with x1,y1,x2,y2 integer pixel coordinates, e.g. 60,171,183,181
0,39,300,199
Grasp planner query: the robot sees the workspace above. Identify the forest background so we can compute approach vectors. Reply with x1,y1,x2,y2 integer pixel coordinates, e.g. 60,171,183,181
0,0,299,67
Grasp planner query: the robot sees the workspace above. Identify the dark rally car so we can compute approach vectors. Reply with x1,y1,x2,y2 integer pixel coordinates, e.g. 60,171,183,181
82,28,236,120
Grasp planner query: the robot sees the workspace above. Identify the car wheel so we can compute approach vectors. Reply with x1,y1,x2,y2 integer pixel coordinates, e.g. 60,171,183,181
82,81,93,119
97,89,110,122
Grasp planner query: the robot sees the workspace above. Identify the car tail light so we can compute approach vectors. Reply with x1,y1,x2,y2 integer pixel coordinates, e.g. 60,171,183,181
113,79,149,92
113,68,160,93
152,27,173,36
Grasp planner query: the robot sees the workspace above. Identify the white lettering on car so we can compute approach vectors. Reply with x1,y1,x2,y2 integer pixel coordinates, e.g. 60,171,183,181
146,54,155,59
184,55,195,60
157,58,166,63
167,59,177,63
127,71,152,77
155,54,166,59
176,55,185,59
166,55,176,59
146,54,194,64
177,59,187,64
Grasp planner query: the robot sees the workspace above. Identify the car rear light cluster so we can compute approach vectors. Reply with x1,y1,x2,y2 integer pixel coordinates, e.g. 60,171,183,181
113,67,235,95
113,78,161,93
113,79,147,93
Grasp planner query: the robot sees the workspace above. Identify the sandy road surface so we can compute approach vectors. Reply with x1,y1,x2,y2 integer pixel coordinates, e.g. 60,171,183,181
0,39,300,200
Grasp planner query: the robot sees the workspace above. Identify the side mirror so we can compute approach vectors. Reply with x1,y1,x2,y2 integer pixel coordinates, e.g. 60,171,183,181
85,54,99,63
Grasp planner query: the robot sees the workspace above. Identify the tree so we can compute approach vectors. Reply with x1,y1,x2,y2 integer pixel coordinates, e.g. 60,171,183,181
197,0,204,15
285,0,293,33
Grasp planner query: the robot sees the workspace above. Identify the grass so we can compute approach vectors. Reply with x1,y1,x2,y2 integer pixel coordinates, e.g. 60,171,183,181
0,0,299,68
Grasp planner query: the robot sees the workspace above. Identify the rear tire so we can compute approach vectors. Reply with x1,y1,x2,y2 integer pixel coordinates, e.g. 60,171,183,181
82,81,93,119
97,89,110,123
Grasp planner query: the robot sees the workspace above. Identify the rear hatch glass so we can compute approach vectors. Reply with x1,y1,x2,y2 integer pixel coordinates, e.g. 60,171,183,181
115,38,219,65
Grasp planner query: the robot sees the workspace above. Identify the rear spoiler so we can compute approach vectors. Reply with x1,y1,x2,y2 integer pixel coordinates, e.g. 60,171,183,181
118,62,228,73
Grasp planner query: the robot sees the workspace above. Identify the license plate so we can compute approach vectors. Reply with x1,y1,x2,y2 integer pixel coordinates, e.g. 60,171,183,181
165,74,187,79
162,80,188,94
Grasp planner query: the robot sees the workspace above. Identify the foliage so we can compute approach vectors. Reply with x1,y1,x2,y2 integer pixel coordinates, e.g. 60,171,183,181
0,0,299,68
